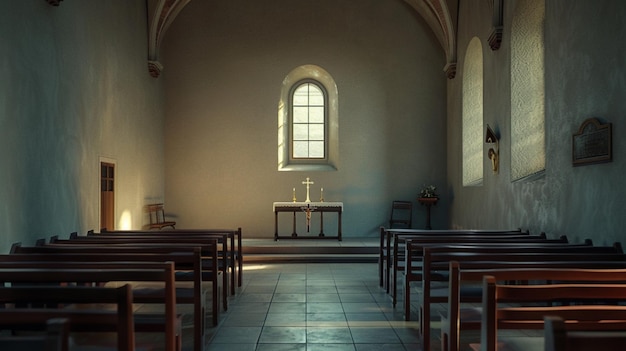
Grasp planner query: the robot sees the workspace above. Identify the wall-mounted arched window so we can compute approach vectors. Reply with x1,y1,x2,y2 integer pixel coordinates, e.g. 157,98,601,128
462,37,484,186
278,65,338,171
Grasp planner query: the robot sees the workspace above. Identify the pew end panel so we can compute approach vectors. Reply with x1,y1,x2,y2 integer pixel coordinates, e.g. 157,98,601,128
0,317,70,351
544,315,626,351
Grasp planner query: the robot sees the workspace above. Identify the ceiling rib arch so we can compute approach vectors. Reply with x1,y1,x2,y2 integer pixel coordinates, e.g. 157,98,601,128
403,0,457,79
147,0,190,78
147,0,456,79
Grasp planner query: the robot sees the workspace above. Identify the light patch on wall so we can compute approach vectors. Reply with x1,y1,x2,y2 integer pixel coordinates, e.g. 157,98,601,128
119,209,132,230
511,0,545,181
462,37,484,186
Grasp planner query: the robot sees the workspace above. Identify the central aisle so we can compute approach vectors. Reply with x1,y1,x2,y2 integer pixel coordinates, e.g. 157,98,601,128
205,262,421,350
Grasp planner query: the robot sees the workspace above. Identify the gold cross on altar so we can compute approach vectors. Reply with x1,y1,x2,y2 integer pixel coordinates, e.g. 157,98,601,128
302,177,314,203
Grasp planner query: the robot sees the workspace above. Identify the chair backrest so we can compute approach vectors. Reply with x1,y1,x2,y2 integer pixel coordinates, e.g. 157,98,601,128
147,203,166,225
146,203,176,229
389,201,412,229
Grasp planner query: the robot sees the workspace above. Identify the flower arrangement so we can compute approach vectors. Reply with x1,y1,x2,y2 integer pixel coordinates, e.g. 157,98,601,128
419,184,438,198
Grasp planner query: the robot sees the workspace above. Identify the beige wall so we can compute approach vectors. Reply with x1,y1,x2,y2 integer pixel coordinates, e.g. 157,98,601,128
447,0,626,245
161,0,448,237
0,1,165,251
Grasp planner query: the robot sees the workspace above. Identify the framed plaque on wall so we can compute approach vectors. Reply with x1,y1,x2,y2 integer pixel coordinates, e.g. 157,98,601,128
572,117,612,166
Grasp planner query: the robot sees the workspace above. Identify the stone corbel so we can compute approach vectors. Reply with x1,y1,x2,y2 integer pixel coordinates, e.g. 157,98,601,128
148,0,192,78
148,61,164,78
489,0,504,50
444,62,457,79
46,0,63,6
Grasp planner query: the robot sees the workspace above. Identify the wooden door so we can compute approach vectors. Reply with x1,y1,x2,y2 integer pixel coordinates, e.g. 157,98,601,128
100,162,115,231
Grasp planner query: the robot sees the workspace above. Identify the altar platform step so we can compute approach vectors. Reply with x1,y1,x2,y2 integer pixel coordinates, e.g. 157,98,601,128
241,237,379,264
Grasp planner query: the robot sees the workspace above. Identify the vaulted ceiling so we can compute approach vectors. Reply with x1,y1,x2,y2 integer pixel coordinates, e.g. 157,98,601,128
144,0,463,79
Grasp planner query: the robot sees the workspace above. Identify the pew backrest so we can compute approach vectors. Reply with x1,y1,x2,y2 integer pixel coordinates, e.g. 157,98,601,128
481,270,626,351
0,284,134,351
0,262,178,351
0,317,70,351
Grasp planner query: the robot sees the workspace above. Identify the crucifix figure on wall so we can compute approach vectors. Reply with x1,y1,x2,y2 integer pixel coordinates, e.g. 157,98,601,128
302,177,314,203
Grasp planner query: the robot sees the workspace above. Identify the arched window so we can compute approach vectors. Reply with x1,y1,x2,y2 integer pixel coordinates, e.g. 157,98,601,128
511,0,545,181
462,37,484,186
278,65,338,171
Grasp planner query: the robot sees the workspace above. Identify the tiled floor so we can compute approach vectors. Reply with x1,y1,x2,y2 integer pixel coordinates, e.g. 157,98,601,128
205,262,421,351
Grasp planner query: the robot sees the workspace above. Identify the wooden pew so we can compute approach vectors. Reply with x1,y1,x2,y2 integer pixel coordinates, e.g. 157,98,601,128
2,248,210,351
0,318,69,351
388,233,571,307
443,259,626,351
49,234,232,309
479,269,626,351
0,284,134,351
378,227,527,289
98,228,244,289
544,315,626,351
0,263,179,351
382,228,550,297
413,244,625,351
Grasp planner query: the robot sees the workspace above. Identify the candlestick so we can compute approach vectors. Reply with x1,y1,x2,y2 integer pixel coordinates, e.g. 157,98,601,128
292,187,296,202
320,187,324,202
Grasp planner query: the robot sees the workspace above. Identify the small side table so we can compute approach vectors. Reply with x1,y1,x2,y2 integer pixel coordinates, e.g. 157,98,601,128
417,197,438,230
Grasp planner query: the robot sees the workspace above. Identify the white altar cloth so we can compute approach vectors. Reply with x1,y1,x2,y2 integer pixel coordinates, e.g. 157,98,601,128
273,201,343,211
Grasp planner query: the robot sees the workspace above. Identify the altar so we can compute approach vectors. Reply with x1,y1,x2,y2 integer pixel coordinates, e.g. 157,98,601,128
273,202,343,241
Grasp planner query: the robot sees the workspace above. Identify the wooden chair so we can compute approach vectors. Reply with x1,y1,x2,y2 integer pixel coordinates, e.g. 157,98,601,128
389,201,412,229
147,203,176,229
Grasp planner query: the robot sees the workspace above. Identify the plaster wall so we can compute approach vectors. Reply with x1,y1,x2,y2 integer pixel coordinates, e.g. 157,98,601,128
162,0,448,237
447,0,626,245
0,1,165,251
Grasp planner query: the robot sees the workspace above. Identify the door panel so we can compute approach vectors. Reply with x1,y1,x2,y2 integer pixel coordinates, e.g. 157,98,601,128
100,162,114,231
